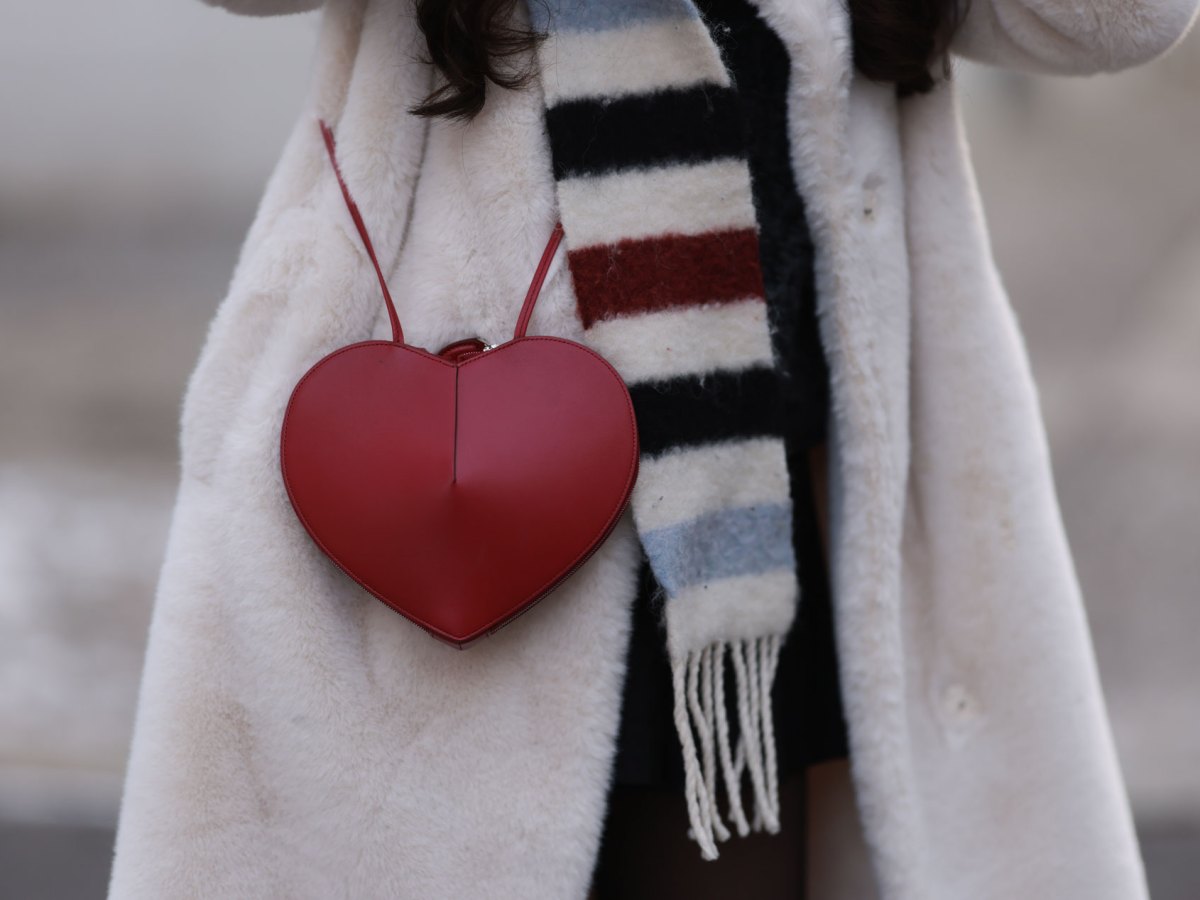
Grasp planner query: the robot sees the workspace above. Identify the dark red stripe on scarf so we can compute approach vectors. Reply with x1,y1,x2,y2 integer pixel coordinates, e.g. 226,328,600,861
571,229,766,329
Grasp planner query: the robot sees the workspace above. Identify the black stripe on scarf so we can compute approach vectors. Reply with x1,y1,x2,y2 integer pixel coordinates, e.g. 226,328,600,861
628,367,786,457
547,84,745,179
700,0,831,451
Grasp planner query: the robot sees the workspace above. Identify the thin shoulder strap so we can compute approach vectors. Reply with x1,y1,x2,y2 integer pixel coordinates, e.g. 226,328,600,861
319,119,403,345
318,119,565,348
514,222,565,339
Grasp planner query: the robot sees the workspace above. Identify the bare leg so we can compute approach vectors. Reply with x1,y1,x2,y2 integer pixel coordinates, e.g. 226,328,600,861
807,760,878,898
589,773,807,899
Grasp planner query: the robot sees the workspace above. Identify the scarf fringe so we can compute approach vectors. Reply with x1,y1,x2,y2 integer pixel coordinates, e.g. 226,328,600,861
671,634,785,860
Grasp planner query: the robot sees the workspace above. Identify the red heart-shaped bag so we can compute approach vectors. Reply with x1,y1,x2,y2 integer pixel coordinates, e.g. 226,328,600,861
280,122,639,647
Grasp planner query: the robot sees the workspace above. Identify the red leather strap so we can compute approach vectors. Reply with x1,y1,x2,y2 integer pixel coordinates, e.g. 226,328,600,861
318,119,564,348
514,221,565,339
319,119,404,345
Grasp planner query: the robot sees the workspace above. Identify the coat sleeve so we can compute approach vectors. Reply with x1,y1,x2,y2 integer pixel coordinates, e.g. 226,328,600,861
200,0,323,15
952,0,1200,74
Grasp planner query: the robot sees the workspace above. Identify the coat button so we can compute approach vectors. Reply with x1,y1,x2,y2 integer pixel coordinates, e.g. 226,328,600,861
862,173,884,222
938,682,984,748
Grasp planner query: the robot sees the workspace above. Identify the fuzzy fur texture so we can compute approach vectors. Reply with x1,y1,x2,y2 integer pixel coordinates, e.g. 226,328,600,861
111,0,1199,897
955,0,1200,73
112,3,639,896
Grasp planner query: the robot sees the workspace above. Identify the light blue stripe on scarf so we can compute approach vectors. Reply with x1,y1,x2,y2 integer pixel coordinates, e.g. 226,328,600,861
527,0,699,33
639,502,796,595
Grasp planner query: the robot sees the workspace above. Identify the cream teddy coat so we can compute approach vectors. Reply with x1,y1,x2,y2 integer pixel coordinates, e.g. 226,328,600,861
109,0,1199,897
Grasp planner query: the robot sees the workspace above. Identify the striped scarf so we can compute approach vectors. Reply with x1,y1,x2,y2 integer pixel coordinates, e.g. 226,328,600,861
527,0,800,859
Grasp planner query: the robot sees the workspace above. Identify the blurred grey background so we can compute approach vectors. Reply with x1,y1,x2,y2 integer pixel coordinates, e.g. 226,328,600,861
1,2,1197,896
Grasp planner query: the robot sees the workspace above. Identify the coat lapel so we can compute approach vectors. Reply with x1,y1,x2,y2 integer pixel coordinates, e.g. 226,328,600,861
750,0,930,893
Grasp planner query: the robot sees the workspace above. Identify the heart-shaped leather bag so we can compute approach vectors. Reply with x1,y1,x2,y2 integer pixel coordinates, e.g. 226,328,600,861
280,121,639,647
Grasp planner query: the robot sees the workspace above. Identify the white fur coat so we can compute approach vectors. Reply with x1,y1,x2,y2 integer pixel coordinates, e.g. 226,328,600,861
109,0,1199,897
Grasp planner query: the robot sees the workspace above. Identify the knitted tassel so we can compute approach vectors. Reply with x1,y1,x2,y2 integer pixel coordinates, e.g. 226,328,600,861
671,634,786,856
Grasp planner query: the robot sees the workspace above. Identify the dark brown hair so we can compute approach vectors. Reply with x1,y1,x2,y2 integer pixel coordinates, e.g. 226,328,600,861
411,0,966,120
849,0,966,97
